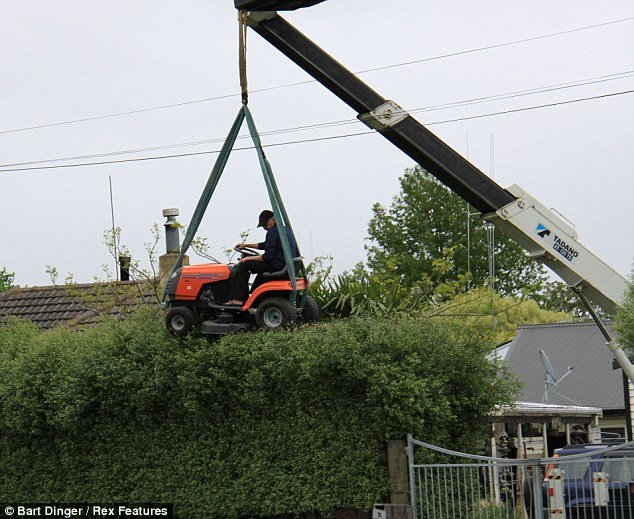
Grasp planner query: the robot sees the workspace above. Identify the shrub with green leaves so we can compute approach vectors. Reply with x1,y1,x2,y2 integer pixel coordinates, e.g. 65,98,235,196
0,266,14,292
308,252,471,320
0,309,516,517
616,269,634,353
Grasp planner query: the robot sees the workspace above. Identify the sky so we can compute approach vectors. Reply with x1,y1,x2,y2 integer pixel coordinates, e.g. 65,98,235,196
1,0,633,289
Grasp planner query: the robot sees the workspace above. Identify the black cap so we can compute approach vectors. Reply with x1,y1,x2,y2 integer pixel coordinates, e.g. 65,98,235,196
257,210,274,228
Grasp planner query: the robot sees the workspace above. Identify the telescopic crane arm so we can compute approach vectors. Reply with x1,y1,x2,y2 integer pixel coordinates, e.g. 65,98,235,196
235,2,632,380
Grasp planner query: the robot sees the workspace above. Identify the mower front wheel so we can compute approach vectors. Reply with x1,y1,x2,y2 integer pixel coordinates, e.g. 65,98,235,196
166,306,195,337
255,297,297,331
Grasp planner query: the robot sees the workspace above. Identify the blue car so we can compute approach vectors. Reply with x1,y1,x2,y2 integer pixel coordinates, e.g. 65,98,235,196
542,444,634,519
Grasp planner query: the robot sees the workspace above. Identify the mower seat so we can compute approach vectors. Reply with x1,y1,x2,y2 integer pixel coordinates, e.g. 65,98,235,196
262,257,303,279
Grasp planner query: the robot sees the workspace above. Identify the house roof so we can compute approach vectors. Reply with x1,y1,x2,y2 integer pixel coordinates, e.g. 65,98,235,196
0,281,157,330
503,321,623,411
488,401,603,426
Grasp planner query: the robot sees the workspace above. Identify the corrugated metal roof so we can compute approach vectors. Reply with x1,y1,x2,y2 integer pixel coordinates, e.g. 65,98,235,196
0,281,156,330
505,321,623,411
497,401,603,418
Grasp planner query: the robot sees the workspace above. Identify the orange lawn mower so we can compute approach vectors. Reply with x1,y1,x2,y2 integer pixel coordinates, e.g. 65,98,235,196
161,105,319,337
163,247,318,337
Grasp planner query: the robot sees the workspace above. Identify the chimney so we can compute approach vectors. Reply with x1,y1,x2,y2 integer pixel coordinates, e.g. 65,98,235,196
118,255,131,281
158,208,189,282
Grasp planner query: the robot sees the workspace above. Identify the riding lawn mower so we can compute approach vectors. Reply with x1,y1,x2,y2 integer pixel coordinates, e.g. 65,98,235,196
163,247,318,337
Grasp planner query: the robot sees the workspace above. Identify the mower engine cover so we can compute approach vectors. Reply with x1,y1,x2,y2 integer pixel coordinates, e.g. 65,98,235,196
234,0,326,11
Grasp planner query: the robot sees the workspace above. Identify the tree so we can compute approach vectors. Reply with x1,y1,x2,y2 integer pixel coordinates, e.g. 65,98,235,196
616,268,634,353
0,267,14,293
534,280,587,317
428,287,570,345
367,166,549,298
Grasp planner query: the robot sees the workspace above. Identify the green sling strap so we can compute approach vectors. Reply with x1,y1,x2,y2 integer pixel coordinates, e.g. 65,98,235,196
161,105,307,307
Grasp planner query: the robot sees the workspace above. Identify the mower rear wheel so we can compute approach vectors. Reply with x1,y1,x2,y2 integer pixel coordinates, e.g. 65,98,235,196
255,297,297,331
166,306,195,337
300,296,319,323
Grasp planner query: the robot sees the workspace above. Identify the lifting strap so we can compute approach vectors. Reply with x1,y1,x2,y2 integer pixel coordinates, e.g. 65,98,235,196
161,14,307,307
161,104,307,306
238,11,249,105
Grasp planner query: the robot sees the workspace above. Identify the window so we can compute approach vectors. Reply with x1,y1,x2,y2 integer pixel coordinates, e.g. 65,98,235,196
601,427,626,442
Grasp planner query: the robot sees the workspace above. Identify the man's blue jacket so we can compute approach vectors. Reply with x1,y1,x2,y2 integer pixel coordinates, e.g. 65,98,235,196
258,226,299,270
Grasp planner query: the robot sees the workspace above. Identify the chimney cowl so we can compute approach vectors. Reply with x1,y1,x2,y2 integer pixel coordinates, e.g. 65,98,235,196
163,208,179,218
163,208,181,254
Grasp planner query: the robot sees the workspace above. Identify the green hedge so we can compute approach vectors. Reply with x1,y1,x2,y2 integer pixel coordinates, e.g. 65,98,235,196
0,309,515,517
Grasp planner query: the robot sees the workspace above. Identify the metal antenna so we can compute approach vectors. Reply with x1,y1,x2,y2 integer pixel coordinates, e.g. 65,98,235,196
309,230,314,264
109,175,119,281
466,131,471,279
487,134,497,349
540,349,575,403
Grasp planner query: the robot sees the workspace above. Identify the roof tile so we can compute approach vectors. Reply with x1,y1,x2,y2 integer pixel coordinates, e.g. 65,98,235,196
0,281,156,330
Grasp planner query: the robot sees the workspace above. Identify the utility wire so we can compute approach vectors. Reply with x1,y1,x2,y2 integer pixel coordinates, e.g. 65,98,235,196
355,17,634,74
0,93,239,135
2,71,632,169
1,16,632,135
408,71,634,116
1,89,632,174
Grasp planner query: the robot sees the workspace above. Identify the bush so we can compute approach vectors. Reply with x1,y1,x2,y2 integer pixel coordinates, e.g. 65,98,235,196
616,270,634,353
0,308,515,517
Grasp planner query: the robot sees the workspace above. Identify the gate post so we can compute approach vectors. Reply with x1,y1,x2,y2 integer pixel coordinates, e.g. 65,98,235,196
406,435,417,519
388,439,409,504
530,458,544,519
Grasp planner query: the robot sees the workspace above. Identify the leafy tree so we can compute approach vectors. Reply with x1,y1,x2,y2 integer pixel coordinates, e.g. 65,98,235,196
308,255,571,349
616,268,634,353
533,280,586,316
428,287,570,345
0,267,14,293
366,166,549,298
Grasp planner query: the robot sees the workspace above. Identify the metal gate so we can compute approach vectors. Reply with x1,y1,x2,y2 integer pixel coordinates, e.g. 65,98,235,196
407,435,634,519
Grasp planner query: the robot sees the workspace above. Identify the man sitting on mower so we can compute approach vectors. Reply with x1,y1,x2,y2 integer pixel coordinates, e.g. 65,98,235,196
225,209,299,306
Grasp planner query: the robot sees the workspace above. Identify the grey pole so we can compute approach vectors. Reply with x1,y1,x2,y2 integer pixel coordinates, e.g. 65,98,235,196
163,208,181,253
407,435,418,519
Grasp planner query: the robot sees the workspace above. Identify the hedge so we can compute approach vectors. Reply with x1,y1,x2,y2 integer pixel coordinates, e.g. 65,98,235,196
0,309,515,517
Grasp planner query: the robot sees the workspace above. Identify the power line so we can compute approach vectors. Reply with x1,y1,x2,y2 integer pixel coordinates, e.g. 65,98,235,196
2,71,632,169
423,89,633,125
1,16,632,135
408,71,634,116
355,17,634,74
1,89,631,174
0,92,240,135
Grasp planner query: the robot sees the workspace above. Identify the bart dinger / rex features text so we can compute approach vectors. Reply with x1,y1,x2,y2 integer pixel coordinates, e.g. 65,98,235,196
6,505,170,518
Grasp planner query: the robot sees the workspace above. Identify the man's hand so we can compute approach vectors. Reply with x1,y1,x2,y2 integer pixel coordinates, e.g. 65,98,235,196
239,255,262,263
235,242,247,249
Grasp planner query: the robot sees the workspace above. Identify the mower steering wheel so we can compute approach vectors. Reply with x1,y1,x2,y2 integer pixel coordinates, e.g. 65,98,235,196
235,246,260,257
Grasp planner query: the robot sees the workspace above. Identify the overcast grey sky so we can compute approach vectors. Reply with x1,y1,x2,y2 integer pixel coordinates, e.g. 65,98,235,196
1,0,633,288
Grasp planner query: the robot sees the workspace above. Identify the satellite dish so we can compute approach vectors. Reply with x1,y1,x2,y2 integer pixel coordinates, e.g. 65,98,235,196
539,349,575,404
540,349,557,386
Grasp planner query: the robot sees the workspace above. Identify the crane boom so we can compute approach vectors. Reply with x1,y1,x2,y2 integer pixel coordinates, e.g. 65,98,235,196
243,11,514,215
237,6,632,378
